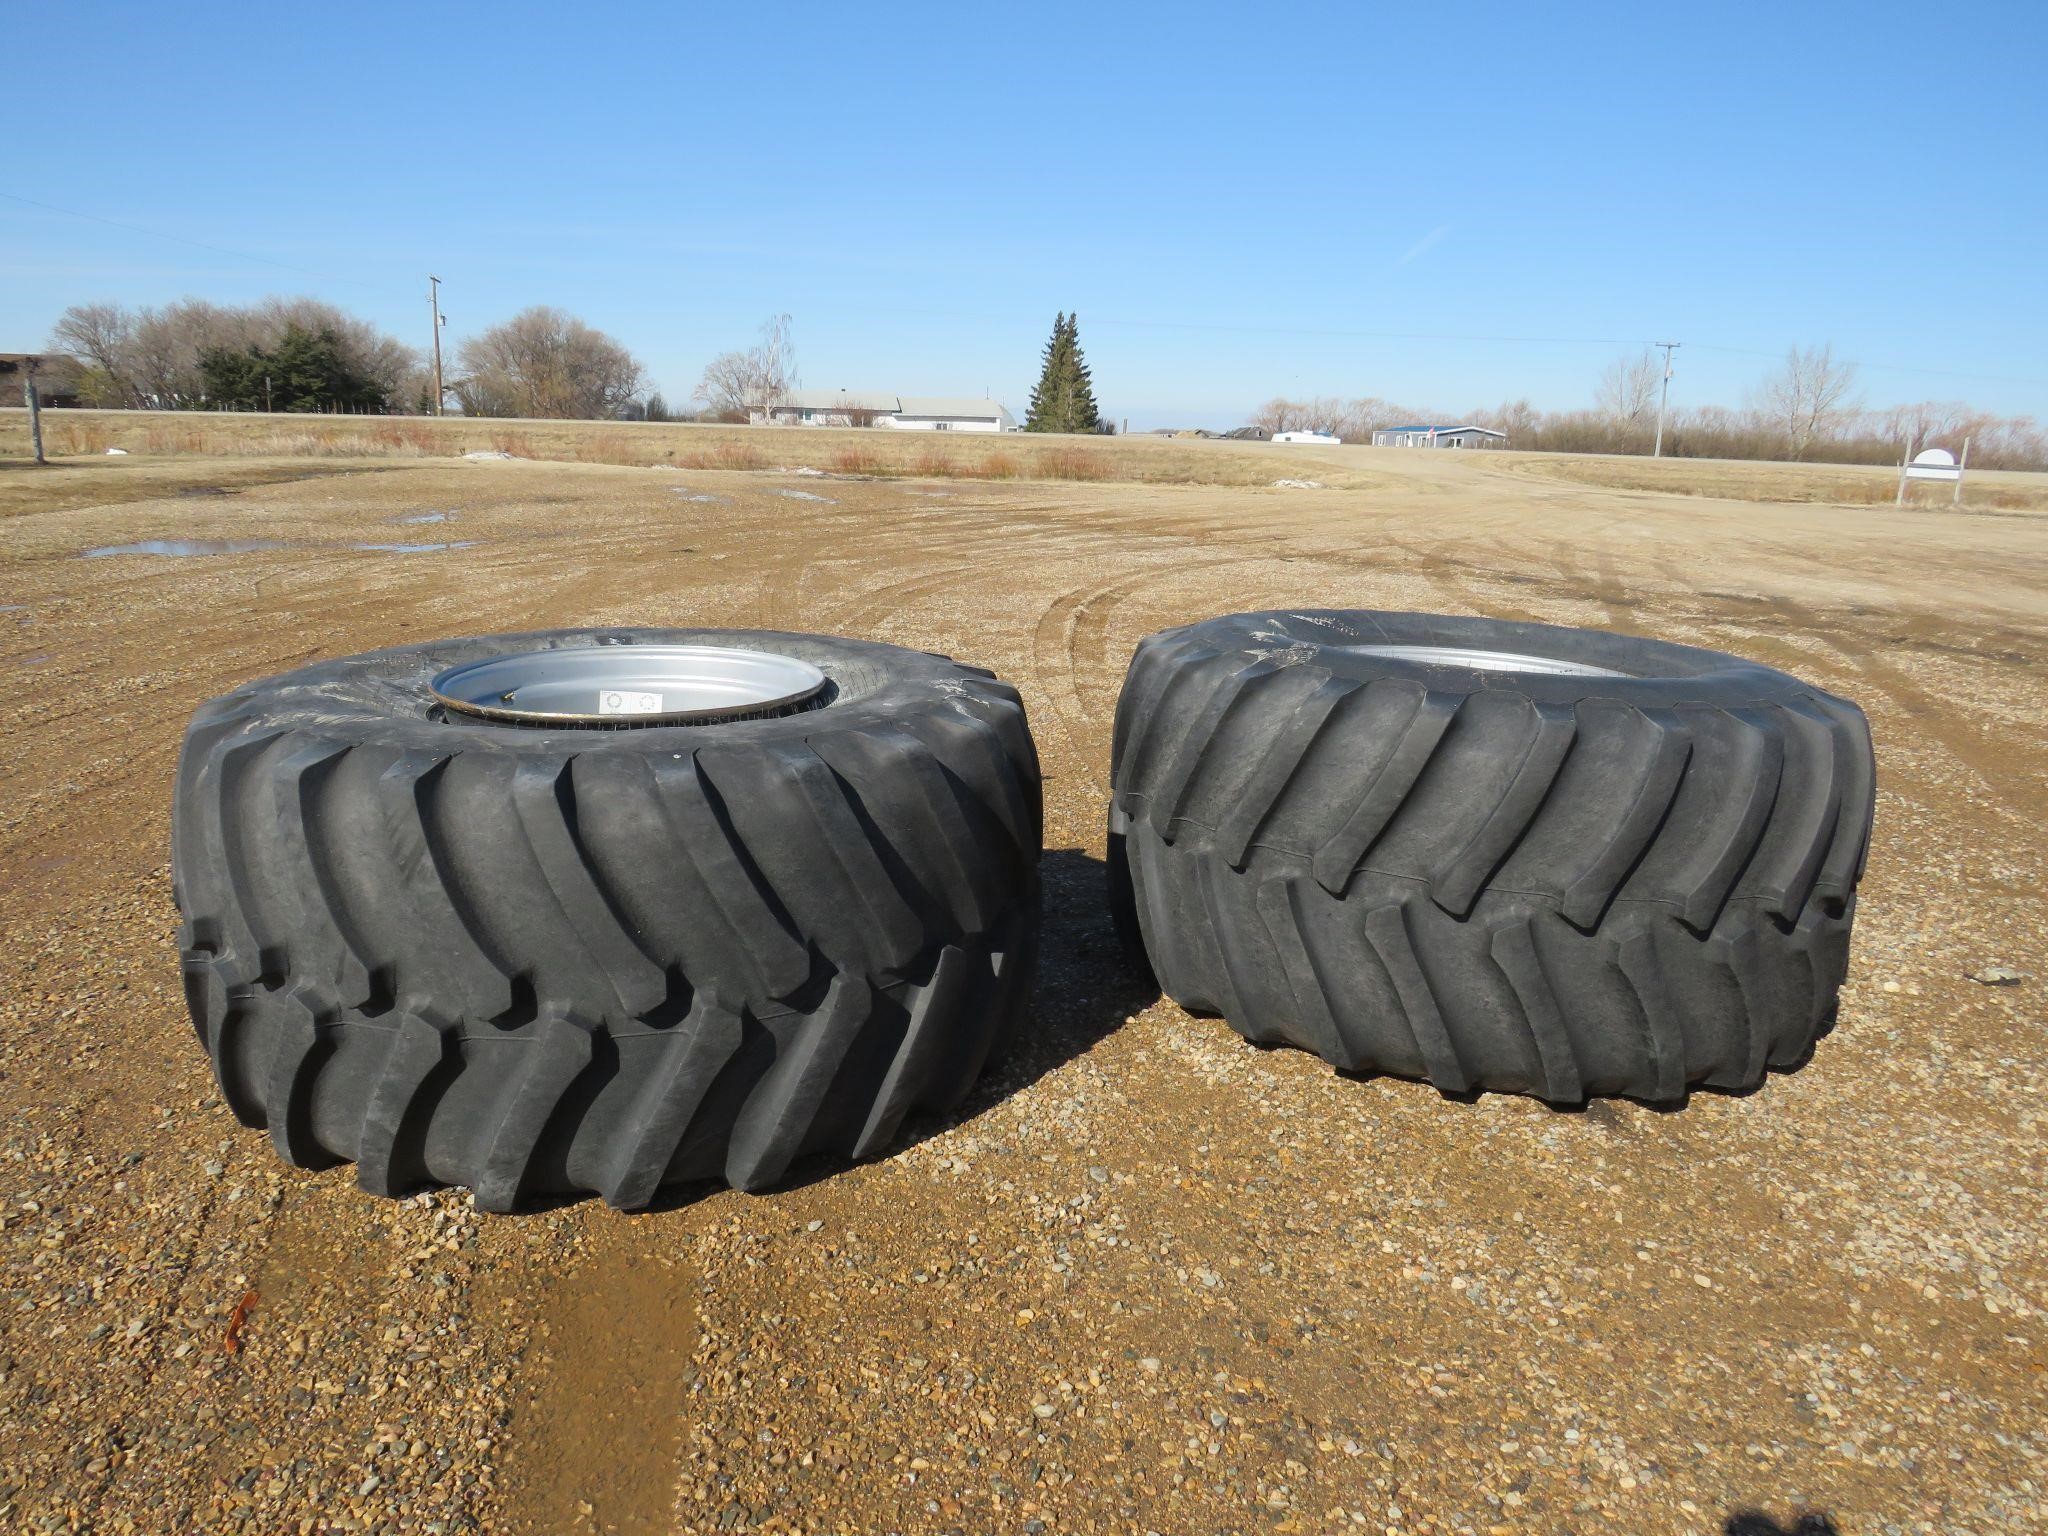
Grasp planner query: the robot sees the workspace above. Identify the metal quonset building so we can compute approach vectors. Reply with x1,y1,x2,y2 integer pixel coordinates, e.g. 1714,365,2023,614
1370,423,1508,449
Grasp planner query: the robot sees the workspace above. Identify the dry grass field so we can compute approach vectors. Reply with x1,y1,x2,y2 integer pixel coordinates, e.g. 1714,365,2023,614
1502,451,2048,512
3,409,1376,492
2,417,2045,1535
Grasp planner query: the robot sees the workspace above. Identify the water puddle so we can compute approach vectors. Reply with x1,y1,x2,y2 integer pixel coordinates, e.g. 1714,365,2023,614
80,538,480,559
396,510,452,524
771,489,836,503
83,539,294,558
15,654,51,667
667,488,729,503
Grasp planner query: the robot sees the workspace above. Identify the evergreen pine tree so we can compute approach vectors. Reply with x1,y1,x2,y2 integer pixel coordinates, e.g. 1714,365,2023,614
1025,312,1068,432
1064,313,1100,433
1024,312,1102,433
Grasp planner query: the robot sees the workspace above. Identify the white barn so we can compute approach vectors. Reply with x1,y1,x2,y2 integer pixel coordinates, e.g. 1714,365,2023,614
760,390,1016,433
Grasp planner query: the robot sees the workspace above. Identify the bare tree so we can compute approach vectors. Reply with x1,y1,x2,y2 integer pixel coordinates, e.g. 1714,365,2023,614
1472,397,1541,441
1250,398,1301,433
48,303,138,405
1595,350,1661,426
694,314,798,421
1756,344,1860,459
48,297,422,410
454,307,644,419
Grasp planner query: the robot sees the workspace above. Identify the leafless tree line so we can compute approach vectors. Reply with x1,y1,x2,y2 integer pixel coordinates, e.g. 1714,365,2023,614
45,297,795,424
49,297,426,411
1255,344,2047,469
46,298,650,420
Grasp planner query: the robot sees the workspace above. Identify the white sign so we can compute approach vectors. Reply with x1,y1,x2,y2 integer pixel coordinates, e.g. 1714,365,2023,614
1905,448,1961,482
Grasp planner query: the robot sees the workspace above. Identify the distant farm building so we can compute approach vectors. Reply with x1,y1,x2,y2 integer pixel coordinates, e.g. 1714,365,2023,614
0,354,85,408
760,390,1016,433
1272,429,1341,444
1370,423,1508,449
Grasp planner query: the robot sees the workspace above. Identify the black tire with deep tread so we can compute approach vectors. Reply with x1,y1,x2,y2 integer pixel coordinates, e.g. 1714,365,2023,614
1107,610,1873,1103
173,628,1041,1209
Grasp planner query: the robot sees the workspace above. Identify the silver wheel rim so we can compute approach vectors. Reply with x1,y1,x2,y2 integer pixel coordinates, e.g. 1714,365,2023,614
431,644,830,727
1340,644,1628,679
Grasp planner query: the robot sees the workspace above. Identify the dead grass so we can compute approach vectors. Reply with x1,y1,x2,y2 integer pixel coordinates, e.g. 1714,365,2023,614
24,410,2045,510
1507,450,2048,512
46,420,112,456
2,409,1358,489
829,446,883,476
676,440,767,472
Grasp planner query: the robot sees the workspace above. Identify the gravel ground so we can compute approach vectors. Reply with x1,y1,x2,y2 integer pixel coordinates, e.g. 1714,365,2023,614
0,443,2043,1535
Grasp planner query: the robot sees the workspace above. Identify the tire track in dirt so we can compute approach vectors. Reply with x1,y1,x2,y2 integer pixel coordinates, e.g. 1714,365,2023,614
1762,600,2046,821
1029,561,1217,750
818,563,985,638
1029,549,1318,752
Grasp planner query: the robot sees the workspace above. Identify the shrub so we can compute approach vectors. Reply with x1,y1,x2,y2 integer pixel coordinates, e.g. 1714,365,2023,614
53,421,111,455
1033,446,1110,481
676,439,766,471
958,452,1019,480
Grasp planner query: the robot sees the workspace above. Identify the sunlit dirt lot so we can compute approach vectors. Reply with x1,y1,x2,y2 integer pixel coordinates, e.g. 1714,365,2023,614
2,422,2044,1535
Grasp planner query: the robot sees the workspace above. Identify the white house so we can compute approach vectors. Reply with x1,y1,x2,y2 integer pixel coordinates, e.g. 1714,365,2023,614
1370,423,1508,449
759,389,1016,433
1272,429,1342,444
888,396,1017,432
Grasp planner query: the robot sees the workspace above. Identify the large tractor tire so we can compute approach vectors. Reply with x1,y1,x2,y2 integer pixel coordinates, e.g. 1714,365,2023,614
1107,611,1874,1104
173,629,1041,1209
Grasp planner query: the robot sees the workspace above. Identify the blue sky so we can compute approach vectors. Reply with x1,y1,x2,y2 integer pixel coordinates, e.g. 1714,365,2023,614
5,1,2044,428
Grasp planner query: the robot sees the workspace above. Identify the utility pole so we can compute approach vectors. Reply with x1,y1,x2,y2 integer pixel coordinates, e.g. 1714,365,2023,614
1651,341,1681,458
427,275,445,417
23,356,46,465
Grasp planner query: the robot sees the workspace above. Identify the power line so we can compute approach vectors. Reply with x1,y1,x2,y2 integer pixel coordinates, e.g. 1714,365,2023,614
1098,318,2048,389
1088,314,1652,349
1684,341,2047,390
0,189,374,288
8,190,2041,394
862,304,2048,391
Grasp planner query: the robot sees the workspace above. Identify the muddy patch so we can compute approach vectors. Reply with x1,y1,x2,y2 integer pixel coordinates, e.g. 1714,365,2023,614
82,538,295,558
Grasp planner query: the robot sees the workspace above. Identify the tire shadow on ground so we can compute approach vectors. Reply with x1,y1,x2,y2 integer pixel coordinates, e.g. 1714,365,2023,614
631,846,1159,1210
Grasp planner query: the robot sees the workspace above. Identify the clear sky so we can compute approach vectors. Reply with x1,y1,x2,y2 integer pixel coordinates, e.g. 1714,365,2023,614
5,1,2044,429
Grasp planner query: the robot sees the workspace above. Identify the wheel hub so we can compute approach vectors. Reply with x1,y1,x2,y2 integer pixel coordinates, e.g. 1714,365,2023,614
430,644,829,727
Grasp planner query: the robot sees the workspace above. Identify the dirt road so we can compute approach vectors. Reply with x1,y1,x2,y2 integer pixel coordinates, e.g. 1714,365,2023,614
2,443,2044,1535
